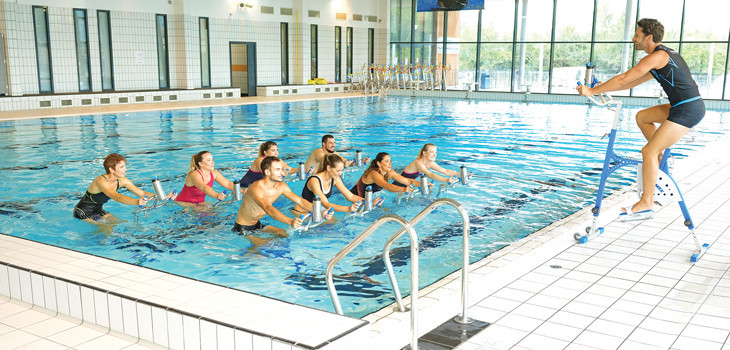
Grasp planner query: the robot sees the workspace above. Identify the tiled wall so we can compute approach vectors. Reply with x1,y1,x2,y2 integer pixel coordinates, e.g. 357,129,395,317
0,260,310,350
0,0,386,100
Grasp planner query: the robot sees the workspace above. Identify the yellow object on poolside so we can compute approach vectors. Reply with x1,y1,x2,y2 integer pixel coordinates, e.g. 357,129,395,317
315,78,328,84
308,79,316,85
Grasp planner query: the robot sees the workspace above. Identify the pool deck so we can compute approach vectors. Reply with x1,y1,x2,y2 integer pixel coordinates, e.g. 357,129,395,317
1,94,729,349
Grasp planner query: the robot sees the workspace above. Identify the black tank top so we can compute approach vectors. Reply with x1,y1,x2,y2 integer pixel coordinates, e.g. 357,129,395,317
650,45,701,107
301,175,335,202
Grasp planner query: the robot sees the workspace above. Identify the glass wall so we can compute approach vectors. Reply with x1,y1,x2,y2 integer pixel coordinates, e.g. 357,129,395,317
155,14,169,89
368,28,375,65
311,25,318,79
32,6,53,93
346,27,353,82
281,22,289,85
73,9,91,92
389,0,730,100
335,26,342,82
97,10,114,91
199,17,210,88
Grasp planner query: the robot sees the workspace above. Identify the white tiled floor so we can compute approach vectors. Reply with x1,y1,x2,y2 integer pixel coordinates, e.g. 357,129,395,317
0,298,162,349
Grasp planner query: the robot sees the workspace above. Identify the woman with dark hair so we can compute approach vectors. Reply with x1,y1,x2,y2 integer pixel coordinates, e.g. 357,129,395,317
239,141,298,189
74,153,172,221
175,151,238,204
350,152,421,197
394,143,459,187
293,153,364,214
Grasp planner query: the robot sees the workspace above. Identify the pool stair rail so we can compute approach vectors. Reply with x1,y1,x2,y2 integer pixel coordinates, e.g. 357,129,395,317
326,198,473,350
575,69,709,263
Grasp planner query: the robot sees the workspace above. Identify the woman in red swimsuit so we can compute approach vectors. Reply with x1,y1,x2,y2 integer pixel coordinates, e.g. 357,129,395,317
175,151,240,205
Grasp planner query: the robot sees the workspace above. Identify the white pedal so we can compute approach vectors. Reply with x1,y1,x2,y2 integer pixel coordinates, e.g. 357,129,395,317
636,164,679,204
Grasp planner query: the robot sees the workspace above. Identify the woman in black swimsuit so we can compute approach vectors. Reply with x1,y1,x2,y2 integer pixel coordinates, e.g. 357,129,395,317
73,153,169,221
294,154,363,214
350,152,421,197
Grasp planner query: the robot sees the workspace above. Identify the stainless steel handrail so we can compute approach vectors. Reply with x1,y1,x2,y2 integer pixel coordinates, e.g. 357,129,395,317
383,198,473,324
326,214,420,349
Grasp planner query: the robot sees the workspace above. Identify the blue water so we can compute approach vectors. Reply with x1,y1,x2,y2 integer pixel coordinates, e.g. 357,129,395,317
0,96,727,317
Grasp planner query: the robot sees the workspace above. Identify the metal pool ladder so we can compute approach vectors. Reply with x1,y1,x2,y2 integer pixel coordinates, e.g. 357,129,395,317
326,198,472,349
326,214,420,347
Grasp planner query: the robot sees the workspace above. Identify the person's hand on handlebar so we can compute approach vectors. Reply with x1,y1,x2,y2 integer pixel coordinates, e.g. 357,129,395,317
576,84,596,97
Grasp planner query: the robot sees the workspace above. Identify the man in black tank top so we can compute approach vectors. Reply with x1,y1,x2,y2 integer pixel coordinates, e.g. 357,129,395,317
577,18,705,218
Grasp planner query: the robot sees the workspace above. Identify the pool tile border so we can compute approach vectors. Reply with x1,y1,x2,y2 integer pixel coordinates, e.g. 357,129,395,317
0,235,368,349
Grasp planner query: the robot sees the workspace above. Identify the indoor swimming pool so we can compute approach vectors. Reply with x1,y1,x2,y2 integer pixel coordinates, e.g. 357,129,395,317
1,96,728,318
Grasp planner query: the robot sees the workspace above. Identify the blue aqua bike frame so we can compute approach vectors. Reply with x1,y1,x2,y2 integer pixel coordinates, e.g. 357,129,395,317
575,67,709,263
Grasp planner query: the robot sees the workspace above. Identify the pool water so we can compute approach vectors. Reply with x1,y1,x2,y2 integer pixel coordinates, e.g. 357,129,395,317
0,96,727,317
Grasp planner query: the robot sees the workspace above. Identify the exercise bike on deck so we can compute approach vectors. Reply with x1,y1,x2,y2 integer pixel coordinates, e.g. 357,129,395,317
573,63,709,263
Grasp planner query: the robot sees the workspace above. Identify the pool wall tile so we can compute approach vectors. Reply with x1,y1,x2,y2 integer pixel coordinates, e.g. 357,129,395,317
271,339,293,350
30,272,44,308
182,314,201,350
216,324,235,349
42,276,57,312
234,329,254,350
121,298,139,338
151,305,169,347
252,334,272,349
0,265,9,299
53,280,71,316
67,283,83,319
94,290,110,328
167,310,185,350
200,319,218,350
18,269,33,303
7,266,21,299
108,294,124,333
137,302,154,342
80,286,96,323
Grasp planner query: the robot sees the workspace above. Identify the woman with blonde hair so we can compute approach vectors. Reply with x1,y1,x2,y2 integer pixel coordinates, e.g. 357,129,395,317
175,151,238,204
394,143,459,187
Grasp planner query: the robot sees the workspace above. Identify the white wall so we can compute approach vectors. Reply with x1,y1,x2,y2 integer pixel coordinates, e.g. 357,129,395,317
0,0,388,96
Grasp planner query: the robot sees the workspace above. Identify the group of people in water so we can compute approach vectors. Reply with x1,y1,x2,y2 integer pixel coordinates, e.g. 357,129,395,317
73,134,462,236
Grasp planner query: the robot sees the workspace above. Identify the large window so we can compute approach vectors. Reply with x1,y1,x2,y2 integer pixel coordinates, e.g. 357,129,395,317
73,9,91,92
389,0,730,100
311,25,318,79
335,26,342,82
368,28,375,65
97,10,114,91
155,14,169,89
200,17,210,88
281,22,289,85
32,6,53,93
346,27,353,82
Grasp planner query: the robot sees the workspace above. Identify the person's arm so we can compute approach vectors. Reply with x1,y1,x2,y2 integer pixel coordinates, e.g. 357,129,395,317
282,184,314,212
251,185,299,227
213,170,239,193
388,170,422,188
336,152,355,168
334,177,364,203
103,178,150,206
280,160,296,174
191,172,227,200
309,178,351,212
579,51,667,96
371,171,412,193
429,162,459,177
416,161,452,183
